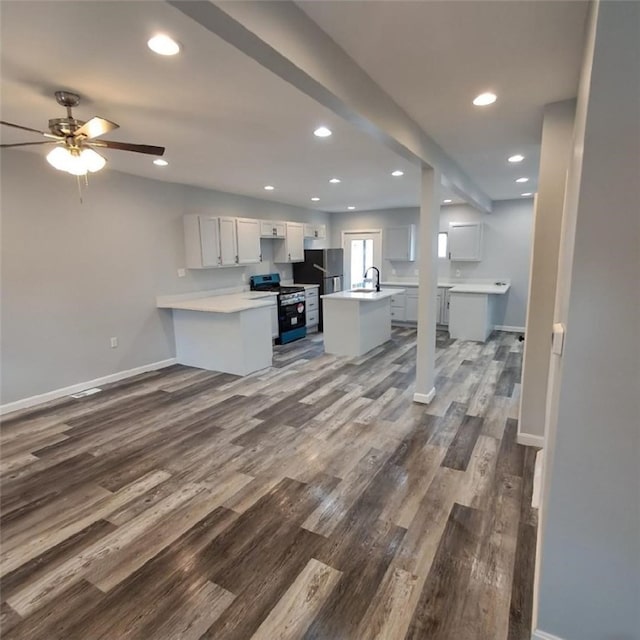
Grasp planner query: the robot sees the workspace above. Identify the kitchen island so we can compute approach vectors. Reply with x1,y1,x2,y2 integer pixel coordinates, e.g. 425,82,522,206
448,282,510,342
157,290,277,375
321,288,403,357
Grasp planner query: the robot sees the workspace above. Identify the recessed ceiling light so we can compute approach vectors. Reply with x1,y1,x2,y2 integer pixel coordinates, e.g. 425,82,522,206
264,185,275,191
347,206,356,210
329,178,341,183
516,177,529,183
443,199,452,204
153,158,168,166
391,170,404,177
508,154,525,163
473,92,497,106
311,197,320,202
521,192,533,197
147,34,180,56
313,126,332,138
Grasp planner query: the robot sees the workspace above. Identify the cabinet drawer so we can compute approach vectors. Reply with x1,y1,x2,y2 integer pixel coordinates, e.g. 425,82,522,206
390,294,406,305
306,309,319,326
305,289,319,302
306,297,318,311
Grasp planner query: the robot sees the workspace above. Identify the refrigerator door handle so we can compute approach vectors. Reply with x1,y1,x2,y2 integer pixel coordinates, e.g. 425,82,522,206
313,263,328,274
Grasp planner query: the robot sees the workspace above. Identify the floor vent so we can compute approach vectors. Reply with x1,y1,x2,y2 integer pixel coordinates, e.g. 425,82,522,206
70,387,102,399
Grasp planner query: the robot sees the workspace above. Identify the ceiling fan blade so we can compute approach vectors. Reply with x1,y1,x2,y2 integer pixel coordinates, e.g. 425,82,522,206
89,140,165,156
1,141,59,148
75,117,119,140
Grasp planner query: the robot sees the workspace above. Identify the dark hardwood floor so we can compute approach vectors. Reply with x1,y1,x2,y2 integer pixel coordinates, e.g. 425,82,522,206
0,328,537,639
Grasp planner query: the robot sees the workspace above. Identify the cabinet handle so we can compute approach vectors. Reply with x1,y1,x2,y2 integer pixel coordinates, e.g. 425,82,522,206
448,252,451,259
288,253,291,260
259,253,263,262
235,255,239,263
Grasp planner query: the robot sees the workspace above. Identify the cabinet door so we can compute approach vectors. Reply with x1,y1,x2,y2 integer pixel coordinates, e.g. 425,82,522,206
315,224,326,239
199,216,221,267
286,223,305,262
384,225,416,261
449,223,483,261
436,292,443,323
218,217,238,266
236,218,261,264
442,289,450,325
303,224,316,238
406,294,418,322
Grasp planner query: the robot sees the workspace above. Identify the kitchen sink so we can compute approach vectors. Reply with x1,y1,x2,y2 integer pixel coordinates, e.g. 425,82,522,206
350,288,377,294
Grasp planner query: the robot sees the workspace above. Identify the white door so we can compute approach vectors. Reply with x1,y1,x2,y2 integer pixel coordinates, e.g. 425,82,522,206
342,231,382,289
219,217,238,266
236,218,261,264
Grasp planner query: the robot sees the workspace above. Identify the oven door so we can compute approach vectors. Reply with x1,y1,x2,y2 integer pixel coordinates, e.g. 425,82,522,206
278,293,306,333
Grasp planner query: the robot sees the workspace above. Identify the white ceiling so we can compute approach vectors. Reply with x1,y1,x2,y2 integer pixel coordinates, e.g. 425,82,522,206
299,0,590,200
1,1,588,211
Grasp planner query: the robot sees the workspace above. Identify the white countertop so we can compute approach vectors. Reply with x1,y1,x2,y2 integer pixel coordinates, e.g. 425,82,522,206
449,283,510,294
157,291,277,314
293,283,320,290
321,288,403,302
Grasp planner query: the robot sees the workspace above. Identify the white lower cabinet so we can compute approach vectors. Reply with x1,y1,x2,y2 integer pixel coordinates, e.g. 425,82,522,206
437,287,451,325
304,287,320,331
271,305,279,339
390,290,407,324
406,290,419,322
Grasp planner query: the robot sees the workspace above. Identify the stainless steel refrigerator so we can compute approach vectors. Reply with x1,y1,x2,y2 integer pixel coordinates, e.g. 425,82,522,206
293,249,344,331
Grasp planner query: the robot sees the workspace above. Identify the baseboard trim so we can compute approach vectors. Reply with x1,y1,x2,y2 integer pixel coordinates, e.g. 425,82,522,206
517,433,545,448
532,629,566,640
413,387,436,404
0,358,177,416
495,324,526,333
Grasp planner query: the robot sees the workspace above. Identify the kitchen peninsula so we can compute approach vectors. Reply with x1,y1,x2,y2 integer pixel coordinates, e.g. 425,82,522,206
157,290,277,375
321,288,403,357
448,282,511,341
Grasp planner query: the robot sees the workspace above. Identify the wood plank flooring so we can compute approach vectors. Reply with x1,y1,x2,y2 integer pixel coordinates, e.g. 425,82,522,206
0,328,537,639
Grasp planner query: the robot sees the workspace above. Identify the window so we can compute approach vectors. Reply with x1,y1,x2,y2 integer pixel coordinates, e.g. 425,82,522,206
438,232,448,259
350,238,374,287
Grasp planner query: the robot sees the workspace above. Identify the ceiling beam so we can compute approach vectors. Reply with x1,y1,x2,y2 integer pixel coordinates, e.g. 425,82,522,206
168,0,492,213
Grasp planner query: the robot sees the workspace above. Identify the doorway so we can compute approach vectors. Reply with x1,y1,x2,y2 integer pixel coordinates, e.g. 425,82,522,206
342,230,383,289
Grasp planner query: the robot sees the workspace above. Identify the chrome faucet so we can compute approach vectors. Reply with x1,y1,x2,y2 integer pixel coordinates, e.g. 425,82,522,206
364,266,381,292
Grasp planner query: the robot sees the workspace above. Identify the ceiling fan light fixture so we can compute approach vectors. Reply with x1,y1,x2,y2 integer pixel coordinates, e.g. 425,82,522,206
147,34,181,56
46,146,106,175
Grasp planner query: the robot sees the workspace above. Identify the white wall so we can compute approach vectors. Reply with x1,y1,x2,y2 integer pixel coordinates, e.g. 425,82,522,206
0,149,329,405
535,2,640,639
519,100,575,441
330,198,533,327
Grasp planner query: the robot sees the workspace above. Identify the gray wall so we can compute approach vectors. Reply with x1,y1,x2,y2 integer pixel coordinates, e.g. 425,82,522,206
535,2,640,638
330,198,533,327
1,148,329,405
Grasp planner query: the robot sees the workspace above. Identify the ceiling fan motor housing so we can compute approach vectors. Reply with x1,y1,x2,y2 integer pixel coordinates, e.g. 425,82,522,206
48,117,84,138
54,91,81,108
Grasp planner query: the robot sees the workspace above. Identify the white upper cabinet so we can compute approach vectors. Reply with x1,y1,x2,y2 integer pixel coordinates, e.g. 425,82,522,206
236,218,261,264
275,222,305,263
384,225,417,261
260,220,286,238
218,217,238,266
184,215,261,269
449,222,483,261
184,215,221,269
304,223,327,239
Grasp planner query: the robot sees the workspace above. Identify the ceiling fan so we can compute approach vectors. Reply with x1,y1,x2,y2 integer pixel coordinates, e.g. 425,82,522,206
0,90,165,176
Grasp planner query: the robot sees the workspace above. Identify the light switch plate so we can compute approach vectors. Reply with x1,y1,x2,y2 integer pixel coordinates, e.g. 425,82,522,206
552,323,565,355
177,268,186,278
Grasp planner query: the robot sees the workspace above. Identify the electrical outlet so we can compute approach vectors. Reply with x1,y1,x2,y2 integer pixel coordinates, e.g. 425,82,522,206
455,269,461,278
110,337,118,348
177,268,186,278
391,268,397,275
414,269,419,275
241,272,247,283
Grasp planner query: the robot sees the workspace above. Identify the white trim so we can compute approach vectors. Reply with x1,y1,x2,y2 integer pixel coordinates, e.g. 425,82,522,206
517,433,545,448
413,387,436,404
495,324,526,332
532,629,566,640
0,358,177,416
